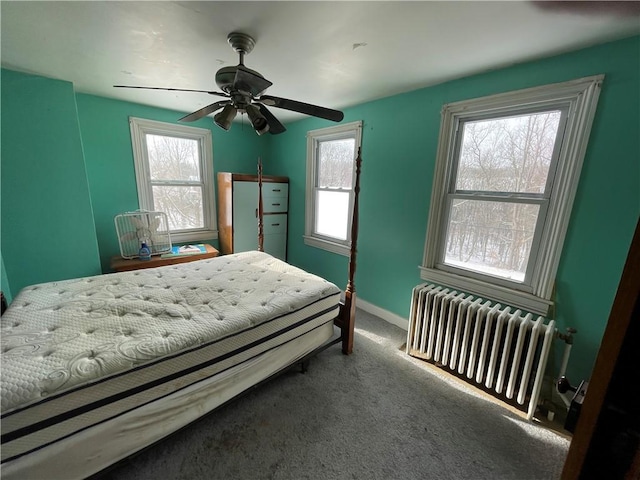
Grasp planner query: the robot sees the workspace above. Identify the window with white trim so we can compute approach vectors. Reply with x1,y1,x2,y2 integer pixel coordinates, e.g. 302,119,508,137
421,76,603,315
305,121,362,255
129,117,217,243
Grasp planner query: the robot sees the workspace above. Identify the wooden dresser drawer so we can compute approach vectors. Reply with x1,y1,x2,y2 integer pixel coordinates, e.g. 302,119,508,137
263,214,287,234
262,196,287,213
262,183,288,198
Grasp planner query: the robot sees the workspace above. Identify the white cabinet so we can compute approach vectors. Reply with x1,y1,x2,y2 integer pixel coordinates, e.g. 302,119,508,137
217,173,289,261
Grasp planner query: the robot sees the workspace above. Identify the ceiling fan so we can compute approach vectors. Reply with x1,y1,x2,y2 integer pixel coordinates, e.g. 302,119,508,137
114,32,344,135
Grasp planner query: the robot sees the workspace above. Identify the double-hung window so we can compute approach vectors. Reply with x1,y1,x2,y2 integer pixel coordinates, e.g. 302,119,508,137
305,121,362,255
421,76,603,315
129,117,217,243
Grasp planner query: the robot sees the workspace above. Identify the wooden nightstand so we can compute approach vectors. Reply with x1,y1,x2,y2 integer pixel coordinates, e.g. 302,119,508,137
110,244,219,272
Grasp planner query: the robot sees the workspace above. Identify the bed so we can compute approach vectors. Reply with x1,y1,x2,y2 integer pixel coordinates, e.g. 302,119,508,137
0,151,362,479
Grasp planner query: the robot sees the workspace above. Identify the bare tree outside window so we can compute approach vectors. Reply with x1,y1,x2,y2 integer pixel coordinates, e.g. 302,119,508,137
146,134,204,231
318,139,355,188
305,120,362,255
444,111,561,281
422,76,602,314
147,135,199,181
315,138,355,239
130,117,216,243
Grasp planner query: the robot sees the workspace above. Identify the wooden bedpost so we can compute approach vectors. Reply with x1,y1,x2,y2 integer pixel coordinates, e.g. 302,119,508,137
341,147,362,355
257,157,264,252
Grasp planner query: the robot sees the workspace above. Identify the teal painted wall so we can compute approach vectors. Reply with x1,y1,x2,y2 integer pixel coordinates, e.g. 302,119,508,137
1,253,12,304
1,69,101,295
269,36,640,382
1,36,637,383
75,94,266,272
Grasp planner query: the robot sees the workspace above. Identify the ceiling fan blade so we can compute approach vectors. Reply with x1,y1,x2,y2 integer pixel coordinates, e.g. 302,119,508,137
258,95,344,122
233,67,273,97
179,100,230,122
257,104,286,135
114,85,228,98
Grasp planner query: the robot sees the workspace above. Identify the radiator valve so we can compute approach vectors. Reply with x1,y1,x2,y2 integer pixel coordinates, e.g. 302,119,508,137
557,327,577,344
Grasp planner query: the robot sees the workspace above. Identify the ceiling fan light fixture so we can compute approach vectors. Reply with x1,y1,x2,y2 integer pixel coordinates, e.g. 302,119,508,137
214,104,237,130
246,104,270,135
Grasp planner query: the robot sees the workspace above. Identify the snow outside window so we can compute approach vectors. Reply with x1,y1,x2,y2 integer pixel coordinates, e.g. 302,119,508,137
421,76,603,315
129,117,217,243
304,121,362,256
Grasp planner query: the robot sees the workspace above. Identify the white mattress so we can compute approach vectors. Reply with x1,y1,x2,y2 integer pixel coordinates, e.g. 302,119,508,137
1,251,341,469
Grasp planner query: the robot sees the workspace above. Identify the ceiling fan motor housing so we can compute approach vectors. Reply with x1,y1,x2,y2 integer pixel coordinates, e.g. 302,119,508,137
215,65,266,95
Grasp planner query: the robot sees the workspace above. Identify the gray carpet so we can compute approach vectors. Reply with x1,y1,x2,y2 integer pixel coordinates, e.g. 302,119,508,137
106,309,569,480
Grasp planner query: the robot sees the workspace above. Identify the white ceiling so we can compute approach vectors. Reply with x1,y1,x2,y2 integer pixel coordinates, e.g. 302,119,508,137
2,1,639,124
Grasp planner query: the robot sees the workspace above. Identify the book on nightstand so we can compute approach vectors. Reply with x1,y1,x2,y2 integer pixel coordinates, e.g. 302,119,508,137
161,244,207,257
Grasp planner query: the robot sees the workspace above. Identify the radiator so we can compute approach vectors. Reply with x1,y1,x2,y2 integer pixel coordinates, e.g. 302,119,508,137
406,283,555,420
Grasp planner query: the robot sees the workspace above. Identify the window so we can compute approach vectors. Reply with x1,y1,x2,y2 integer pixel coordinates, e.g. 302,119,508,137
129,117,217,243
305,121,362,255
421,75,603,315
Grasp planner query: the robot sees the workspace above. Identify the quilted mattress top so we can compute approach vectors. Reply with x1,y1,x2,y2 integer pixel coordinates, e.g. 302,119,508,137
0,251,340,413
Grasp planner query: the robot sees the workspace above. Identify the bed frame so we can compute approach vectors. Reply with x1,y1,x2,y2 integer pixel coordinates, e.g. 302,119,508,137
257,148,362,356
0,150,363,480
87,149,363,477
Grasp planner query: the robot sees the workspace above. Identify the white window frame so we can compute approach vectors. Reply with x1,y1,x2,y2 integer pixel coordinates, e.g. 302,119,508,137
304,121,363,256
421,75,604,315
129,117,217,243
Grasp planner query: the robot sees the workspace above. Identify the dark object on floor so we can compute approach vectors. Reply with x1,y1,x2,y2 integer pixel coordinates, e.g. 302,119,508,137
557,377,589,433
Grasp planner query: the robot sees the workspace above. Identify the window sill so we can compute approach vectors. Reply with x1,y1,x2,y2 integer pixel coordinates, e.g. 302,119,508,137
419,266,552,316
171,229,218,244
303,235,350,256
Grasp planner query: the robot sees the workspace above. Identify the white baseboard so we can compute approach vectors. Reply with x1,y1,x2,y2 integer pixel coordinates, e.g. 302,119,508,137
357,298,409,331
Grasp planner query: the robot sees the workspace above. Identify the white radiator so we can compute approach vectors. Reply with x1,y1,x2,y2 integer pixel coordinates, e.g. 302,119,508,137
406,283,555,420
